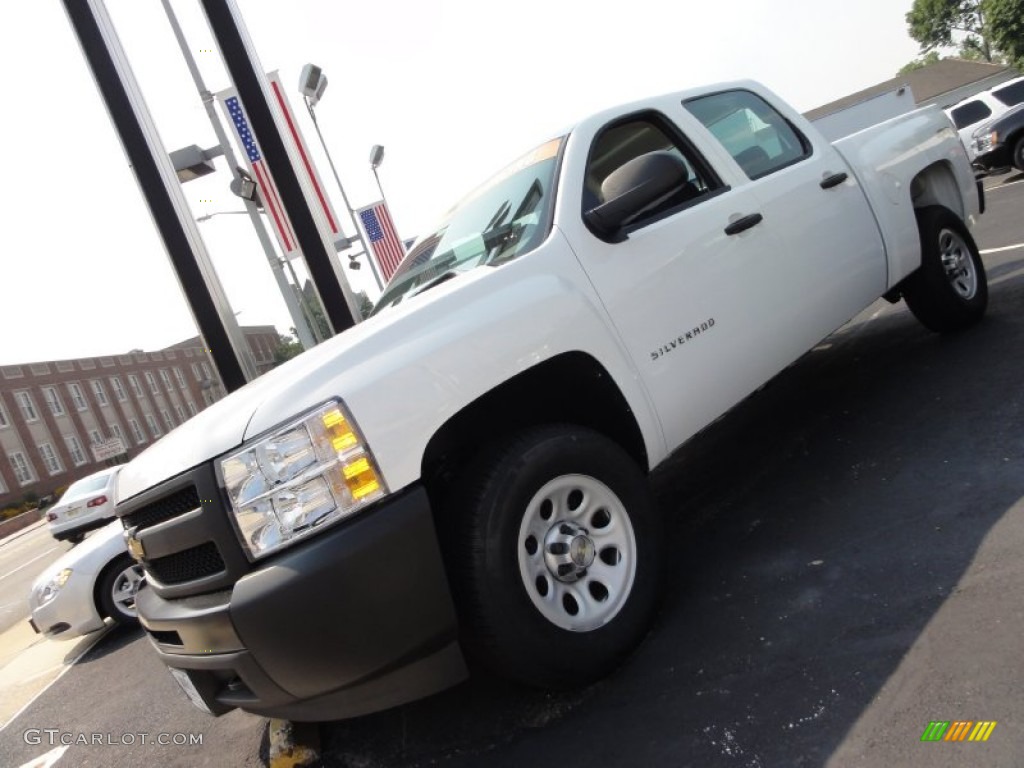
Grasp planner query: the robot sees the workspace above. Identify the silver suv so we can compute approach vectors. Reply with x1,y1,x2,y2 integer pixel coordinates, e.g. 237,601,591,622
945,77,1024,158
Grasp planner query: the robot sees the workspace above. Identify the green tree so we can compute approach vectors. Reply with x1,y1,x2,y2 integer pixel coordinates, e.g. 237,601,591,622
273,333,304,365
906,0,994,61
986,0,1024,67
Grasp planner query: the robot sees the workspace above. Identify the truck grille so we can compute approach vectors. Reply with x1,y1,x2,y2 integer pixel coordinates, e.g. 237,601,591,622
116,466,249,598
148,542,226,585
124,486,200,531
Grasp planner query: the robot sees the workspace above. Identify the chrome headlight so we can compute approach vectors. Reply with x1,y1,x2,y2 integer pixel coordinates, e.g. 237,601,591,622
974,131,997,154
219,400,388,559
34,568,73,608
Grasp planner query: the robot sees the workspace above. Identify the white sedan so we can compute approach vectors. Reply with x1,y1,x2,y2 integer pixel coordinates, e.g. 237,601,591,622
45,465,122,544
29,520,143,639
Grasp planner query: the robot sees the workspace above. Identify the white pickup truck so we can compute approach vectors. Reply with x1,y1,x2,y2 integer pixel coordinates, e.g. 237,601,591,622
116,80,986,721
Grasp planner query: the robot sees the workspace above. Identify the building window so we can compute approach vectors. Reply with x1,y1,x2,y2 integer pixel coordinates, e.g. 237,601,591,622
202,390,215,406
15,391,39,422
187,400,197,417
161,409,174,429
128,374,144,398
174,367,187,389
0,473,6,493
64,435,87,466
39,443,63,475
42,387,65,416
201,362,212,380
145,413,162,438
160,369,173,392
9,451,35,485
110,376,128,402
175,404,187,422
90,379,109,406
191,362,203,382
89,429,103,446
67,382,88,411
110,423,125,445
145,371,159,395
129,418,146,445
0,400,9,428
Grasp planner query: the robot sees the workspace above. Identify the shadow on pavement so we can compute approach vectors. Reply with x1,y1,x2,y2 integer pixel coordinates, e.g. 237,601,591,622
317,265,1024,767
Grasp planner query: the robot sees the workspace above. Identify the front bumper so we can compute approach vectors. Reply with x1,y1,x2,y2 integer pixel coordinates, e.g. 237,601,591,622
135,484,467,721
30,573,106,639
972,144,1011,173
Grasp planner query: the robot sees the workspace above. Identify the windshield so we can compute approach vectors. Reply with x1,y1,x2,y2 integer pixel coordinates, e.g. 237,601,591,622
372,137,564,313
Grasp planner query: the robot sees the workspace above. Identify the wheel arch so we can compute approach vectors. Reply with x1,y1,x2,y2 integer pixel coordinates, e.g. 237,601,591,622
909,161,965,220
421,351,649,510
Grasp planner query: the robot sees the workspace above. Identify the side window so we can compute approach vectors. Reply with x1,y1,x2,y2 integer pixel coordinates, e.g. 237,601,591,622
992,80,1024,107
684,89,811,179
582,112,721,230
950,100,992,129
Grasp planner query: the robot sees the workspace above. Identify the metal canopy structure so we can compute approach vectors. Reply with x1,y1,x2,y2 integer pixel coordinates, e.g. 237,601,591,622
199,0,359,337
61,0,257,393
61,0,360,394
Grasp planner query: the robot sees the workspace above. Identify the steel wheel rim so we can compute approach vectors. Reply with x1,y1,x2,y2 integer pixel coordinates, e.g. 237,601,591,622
517,474,637,632
938,227,977,300
111,564,145,618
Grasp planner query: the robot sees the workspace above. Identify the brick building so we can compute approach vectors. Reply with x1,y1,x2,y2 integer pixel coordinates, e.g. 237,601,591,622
0,326,281,509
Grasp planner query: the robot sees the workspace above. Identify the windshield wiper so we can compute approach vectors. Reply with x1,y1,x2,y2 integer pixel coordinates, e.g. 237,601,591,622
411,269,461,298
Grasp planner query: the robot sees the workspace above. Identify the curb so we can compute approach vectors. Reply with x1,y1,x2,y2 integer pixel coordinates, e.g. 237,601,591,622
267,719,320,768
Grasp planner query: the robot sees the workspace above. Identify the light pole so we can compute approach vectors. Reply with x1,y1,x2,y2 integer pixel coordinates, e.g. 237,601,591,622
160,0,321,349
299,64,385,293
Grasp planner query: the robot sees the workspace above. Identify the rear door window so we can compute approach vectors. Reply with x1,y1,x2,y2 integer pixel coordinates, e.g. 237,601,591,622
683,90,811,179
992,80,1024,107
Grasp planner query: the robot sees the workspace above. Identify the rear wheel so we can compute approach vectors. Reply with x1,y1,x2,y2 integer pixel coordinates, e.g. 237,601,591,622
902,206,987,333
97,555,145,626
448,425,664,688
1014,136,1024,172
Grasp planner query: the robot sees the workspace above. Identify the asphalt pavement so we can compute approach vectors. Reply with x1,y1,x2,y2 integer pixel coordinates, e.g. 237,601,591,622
1,173,1022,768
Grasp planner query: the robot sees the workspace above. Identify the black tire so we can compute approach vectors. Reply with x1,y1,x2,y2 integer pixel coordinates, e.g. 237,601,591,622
447,425,664,688
66,533,85,546
1014,136,1024,172
902,206,987,333
97,554,144,626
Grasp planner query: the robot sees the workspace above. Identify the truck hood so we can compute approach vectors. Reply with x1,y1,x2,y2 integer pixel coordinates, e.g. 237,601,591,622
117,269,493,502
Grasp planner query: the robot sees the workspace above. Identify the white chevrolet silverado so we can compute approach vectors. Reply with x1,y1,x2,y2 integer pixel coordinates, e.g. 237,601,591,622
116,81,986,721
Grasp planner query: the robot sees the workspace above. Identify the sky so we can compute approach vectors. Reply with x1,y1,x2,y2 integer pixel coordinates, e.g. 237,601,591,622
0,0,923,365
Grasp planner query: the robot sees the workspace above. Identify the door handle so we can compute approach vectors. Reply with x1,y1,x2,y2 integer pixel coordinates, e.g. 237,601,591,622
724,213,763,236
820,172,848,189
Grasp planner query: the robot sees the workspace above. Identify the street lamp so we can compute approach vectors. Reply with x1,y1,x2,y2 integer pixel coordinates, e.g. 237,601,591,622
299,63,384,292
169,144,222,182
159,0,320,349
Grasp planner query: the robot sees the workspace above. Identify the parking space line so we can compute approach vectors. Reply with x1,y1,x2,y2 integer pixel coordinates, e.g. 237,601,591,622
984,179,1023,192
980,243,1024,255
0,548,59,583
0,627,108,733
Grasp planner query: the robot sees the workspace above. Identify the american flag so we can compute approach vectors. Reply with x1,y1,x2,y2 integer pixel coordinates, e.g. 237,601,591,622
358,202,406,282
224,95,297,255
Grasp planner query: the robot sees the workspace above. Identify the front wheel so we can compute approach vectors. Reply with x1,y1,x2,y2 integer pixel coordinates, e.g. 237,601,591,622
902,206,987,333
1014,136,1024,172
97,555,145,626
449,425,664,688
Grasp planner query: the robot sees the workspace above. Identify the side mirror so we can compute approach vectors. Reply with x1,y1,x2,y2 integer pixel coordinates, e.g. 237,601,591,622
584,151,690,240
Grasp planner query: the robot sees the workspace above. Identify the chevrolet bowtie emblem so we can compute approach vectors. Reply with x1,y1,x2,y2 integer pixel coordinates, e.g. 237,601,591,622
125,528,146,562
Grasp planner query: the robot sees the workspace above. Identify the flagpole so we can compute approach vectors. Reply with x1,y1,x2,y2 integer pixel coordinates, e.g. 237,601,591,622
159,0,321,347
303,99,385,293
